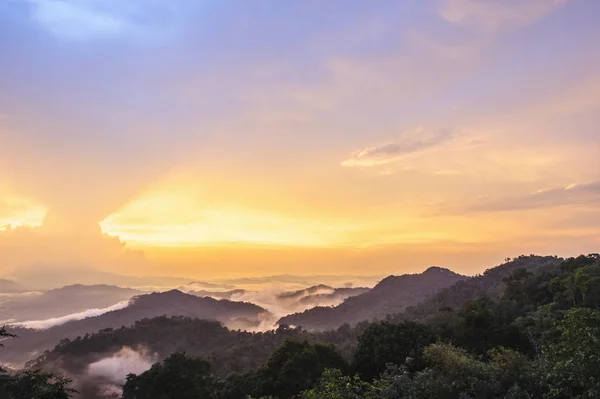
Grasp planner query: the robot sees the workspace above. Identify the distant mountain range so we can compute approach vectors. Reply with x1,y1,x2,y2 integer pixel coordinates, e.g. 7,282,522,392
2,290,271,366
278,285,370,309
0,279,25,293
187,289,249,300
4,265,194,291
5,255,569,381
278,267,467,330
2,257,565,370
0,284,141,323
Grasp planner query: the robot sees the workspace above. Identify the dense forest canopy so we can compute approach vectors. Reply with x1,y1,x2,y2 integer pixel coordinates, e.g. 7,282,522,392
2,254,599,398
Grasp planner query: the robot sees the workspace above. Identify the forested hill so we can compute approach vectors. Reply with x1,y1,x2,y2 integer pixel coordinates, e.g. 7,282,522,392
18,253,600,399
2,290,270,366
277,266,467,330
394,255,561,321
0,284,141,323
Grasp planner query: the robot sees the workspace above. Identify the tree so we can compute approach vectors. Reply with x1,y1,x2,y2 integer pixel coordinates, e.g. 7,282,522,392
122,352,215,399
352,321,434,381
300,369,379,399
0,326,76,399
0,369,75,399
253,340,349,399
542,308,600,398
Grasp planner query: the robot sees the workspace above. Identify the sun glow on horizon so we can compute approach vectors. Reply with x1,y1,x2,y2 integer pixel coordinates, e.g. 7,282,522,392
0,196,47,230
99,179,359,248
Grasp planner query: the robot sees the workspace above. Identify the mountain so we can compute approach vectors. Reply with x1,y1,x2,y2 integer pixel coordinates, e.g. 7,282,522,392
277,267,467,330
187,289,249,300
0,284,141,323
7,264,193,291
396,255,561,321
178,281,237,292
27,316,345,398
277,285,370,309
2,290,271,366
221,274,382,288
278,285,335,300
22,254,600,399
295,287,370,308
0,279,24,293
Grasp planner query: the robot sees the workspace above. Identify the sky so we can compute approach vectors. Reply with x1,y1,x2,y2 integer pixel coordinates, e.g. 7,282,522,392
0,0,599,281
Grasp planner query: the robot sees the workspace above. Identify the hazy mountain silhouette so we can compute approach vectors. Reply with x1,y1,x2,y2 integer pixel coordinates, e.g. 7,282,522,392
294,287,370,307
278,267,467,330
178,281,237,292
277,285,371,308
7,264,193,291
277,284,335,300
0,284,141,323
0,279,24,293
2,290,271,366
187,289,249,300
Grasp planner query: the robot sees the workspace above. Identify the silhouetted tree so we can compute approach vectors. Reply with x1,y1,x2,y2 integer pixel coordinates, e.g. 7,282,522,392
122,352,215,399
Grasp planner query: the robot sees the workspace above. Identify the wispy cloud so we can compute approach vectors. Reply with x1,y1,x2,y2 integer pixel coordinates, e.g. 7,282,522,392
341,128,455,167
29,0,131,40
455,180,600,213
14,300,130,329
27,0,189,42
439,0,571,33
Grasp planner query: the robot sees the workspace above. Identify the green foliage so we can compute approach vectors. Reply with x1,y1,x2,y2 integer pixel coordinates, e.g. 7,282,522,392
352,321,434,381
122,352,215,399
0,369,76,399
542,307,600,398
372,344,539,399
300,369,380,399
0,326,75,398
0,326,16,348
253,340,349,399
18,253,600,399
450,296,530,354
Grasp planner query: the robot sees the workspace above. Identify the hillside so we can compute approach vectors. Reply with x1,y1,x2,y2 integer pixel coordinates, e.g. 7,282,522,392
2,290,271,366
395,255,561,321
293,286,370,308
18,254,600,399
278,267,467,330
0,284,141,323
29,317,314,380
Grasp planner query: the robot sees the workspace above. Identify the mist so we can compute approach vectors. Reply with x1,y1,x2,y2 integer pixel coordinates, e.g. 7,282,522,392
183,283,371,324
88,347,156,385
14,300,131,329
78,346,157,398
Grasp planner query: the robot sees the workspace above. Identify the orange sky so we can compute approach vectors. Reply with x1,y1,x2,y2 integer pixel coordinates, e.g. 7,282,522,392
0,0,599,281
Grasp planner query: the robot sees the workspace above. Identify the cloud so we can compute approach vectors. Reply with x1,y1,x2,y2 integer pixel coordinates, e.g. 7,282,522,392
0,197,46,228
26,0,192,42
457,180,600,213
13,300,130,329
87,346,155,385
178,281,237,292
341,128,455,167
30,0,129,41
439,0,571,33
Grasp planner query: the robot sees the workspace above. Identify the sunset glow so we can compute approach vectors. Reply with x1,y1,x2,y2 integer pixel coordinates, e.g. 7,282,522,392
0,0,598,278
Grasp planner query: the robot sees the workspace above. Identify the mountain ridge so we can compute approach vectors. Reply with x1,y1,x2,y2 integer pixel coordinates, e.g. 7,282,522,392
2,290,271,366
277,266,467,330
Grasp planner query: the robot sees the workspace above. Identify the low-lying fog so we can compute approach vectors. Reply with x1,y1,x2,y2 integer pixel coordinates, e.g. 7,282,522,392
1,273,378,331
